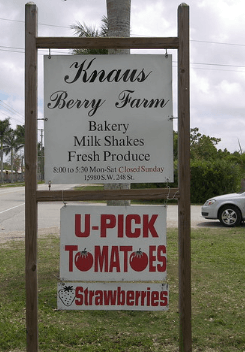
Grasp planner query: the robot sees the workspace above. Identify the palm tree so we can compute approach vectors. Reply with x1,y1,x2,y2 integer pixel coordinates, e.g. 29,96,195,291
4,128,24,183
15,125,25,178
15,125,25,147
71,16,108,55
71,2,131,205
0,118,11,183
106,0,131,55
104,0,131,205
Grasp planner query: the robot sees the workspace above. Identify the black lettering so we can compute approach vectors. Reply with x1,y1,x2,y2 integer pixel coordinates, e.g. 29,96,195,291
64,59,96,84
63,58,152,84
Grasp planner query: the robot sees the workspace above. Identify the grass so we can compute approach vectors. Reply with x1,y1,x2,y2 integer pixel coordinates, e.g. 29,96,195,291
0,228,245,351
0,181,44,188
0,182,25,188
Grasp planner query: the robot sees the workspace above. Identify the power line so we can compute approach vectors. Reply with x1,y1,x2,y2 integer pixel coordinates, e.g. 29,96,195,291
0,110,10,119
131,33,245,48
0,44,244,72
1,15,245,71
0,17,70,29
0,111,23,125
191,39,245,47
0,101,24,125
2,16,245,48
0,43,244,68
0,100,24,119
0,46,70,55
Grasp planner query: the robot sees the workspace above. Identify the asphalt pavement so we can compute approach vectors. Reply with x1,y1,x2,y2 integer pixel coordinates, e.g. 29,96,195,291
0,182,223,244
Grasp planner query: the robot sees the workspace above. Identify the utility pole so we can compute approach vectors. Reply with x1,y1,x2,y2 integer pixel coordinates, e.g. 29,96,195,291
38,129,44,181
104,0,131,206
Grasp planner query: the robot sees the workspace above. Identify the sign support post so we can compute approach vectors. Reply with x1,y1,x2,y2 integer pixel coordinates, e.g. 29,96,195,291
25,2,191,351
178,4,191,352
25,3,38,351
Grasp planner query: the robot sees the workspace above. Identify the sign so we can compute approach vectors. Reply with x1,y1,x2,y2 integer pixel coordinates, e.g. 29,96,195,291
57,282,169,311
60,205,167,281
44,55,173,184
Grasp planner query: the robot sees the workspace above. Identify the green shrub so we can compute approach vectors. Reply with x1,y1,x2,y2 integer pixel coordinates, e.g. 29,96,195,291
190,159,241,203
132,160,241,204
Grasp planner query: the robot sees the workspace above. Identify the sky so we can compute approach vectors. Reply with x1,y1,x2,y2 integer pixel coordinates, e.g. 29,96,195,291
0,0,245,153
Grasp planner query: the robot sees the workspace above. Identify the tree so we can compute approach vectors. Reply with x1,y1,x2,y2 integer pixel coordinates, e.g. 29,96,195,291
106,0,131,55
71,16,108,55
4,128,24,183
173,128,224,162
228,150,245,182
104,0,131,205
71,1,131,205
190,127,221,160
15,124,25,176
6,152,22,173
0,118,11,183
38,142,44,181
15,124,25,148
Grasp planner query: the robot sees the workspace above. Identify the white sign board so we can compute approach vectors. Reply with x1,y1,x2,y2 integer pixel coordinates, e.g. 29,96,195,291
57,282,169,311
60,205,167,282
44,55,173,184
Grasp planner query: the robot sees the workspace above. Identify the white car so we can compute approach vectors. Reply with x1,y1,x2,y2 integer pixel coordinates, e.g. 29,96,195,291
201,192,245,227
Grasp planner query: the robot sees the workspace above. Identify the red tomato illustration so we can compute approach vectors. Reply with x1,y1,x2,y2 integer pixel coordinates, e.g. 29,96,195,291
75,248,93,271
129,249,148,272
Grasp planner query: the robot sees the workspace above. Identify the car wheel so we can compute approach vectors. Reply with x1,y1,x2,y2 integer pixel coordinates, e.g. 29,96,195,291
218,205,242,227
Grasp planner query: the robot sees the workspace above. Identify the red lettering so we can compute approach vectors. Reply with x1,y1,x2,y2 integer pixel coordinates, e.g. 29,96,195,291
83,288,89,305
126,214,141,238
157,245,167,272
118,214,124,237
104,290,117,305
149,246,156,272
109,246,120,272
140,291,147,306
64,245,78,272
135,290,141,306
89,290,95,305
94,246,109,272
126,290,135,306
101,214,116,237
143,214,158,237
95,290,103,305
74,286,168,308
151,291,159,306
74,213,161,239
117,287,125,305
75,286,83,305
119,246,132,271
160,291,168,306
75,214,90,237
146,287,151,306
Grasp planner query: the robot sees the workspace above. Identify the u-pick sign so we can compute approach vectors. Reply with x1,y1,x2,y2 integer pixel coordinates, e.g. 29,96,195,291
59,205,167,282
44,54,173,184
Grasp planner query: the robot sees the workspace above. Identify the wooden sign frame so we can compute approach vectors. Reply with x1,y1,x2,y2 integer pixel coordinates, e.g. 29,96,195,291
25,2,191,351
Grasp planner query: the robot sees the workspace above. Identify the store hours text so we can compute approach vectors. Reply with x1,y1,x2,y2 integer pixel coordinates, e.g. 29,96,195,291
53,166,134,181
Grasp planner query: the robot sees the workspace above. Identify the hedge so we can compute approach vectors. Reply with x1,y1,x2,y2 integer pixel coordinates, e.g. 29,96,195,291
132,159,242,204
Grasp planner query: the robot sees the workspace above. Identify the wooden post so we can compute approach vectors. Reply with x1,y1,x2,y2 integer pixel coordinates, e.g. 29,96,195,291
24,3,191,351
25,3,38,351
178,3,192,352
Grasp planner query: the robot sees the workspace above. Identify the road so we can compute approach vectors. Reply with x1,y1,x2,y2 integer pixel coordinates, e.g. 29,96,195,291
0,184,79,243
0,184,223,244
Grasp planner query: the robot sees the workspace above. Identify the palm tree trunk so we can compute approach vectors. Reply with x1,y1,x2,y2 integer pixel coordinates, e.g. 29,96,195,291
1,143,3,183
106,0,130,54
105,0,131,206
11,148,14,183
